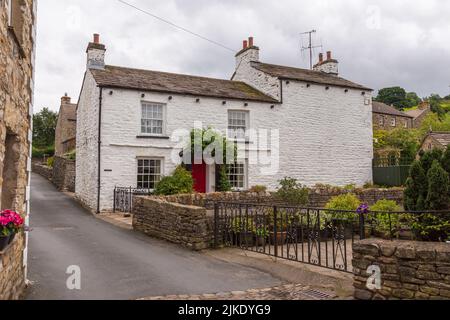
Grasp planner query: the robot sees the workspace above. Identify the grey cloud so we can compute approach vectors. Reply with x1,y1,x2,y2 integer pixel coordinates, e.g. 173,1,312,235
34,0,450,113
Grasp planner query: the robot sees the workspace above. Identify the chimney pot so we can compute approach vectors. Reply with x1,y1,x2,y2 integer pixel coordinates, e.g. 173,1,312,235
93,33,100,44
319,53,323,63
248,37,254,47
243,40,248,49
327,51,332,60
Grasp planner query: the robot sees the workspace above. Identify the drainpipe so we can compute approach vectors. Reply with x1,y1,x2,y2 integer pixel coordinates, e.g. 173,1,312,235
97,87,103,214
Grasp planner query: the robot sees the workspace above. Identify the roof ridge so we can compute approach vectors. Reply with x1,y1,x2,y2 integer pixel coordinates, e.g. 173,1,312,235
105,65,244,84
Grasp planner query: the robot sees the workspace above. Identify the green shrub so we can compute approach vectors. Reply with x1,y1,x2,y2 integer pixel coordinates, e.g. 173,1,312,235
370,200,404,237
47,157,54,168
324,193,361,225
404,161,427,211
421,149,443,174
32,145,55,159
426,160,449,210
275,177,309,206
409,213,450,242
154,166,194,196
441,147,450,178
217,165,232,192
249,185,267,193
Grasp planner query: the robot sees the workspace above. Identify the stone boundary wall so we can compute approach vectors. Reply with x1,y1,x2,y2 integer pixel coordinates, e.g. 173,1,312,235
155,187,404,209
0,235,26,300
133,196,213,251
52,156,75,192
353,239,450,300
31,161,53,181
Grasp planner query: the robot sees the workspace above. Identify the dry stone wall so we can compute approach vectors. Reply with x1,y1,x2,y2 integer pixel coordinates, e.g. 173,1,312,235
0,235,26,300
52,156,75,192
353,239,450,300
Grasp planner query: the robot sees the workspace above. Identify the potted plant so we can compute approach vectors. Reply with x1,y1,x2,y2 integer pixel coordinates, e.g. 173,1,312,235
254,226,269,246
0,210,25,250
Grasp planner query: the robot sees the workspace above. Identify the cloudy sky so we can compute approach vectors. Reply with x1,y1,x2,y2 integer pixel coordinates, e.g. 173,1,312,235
35,0,450,113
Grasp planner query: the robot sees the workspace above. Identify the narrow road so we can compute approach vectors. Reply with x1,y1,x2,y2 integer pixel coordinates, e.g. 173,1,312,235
27,173,281,300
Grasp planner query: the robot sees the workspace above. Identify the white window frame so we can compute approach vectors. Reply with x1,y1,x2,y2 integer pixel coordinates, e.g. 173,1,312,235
379,117,384,126
141,102,166,136
228,110,249,141
390,117,396,127
136,158,163,190
227,161,248,191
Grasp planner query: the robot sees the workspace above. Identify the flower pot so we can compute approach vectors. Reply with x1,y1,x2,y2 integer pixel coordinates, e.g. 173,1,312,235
0,235,10,251
238,232,255,247
8,232,16,244
270,231,288,245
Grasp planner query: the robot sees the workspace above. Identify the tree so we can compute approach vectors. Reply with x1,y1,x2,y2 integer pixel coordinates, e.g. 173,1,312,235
428,94,445,118
33,108,58,148
442,147,450,177
421,149,444,175
382,128,420,160
404,161,427,211
425,160,449,210
405,92,422,108
375,87,408,110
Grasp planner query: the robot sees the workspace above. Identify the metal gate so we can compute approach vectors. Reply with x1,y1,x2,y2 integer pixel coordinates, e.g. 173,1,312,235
213,202,364,273
113,187,151,213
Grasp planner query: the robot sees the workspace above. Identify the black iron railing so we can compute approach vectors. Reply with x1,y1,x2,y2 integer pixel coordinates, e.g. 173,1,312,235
213,202,450,273
113,187,152,213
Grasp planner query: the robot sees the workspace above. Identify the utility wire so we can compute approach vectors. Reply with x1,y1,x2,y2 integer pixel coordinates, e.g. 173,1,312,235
117,0,235,52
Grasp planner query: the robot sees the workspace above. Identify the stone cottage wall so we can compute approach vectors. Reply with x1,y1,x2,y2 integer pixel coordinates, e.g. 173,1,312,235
0,235,26,300
353,239,450,300
155,187,404,209
32,161,53,181
52,156,75,192
133,196,213,250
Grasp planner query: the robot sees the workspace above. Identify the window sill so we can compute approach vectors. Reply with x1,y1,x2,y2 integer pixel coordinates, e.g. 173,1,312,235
136,135,170,140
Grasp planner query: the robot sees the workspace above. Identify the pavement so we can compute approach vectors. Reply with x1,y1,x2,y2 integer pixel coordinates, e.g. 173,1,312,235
26,173,283,300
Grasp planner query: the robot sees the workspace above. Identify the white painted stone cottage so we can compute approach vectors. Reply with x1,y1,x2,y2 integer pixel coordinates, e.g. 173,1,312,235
76,34,373,213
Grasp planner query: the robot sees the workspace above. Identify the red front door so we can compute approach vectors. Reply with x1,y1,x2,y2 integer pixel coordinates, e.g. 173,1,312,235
192,163,207,193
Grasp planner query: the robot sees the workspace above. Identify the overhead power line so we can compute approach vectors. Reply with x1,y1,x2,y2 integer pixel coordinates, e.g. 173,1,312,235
117,0,235,52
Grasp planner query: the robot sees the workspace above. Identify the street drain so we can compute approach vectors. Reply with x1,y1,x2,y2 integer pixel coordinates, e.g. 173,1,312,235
301,289,332,300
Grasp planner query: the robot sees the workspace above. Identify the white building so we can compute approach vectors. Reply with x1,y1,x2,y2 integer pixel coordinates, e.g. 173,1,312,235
76,35,373,213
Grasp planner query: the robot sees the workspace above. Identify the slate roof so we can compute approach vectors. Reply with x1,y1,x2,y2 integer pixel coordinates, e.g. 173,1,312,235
405,108,428,119
90,65,278,103
430,132,450,147
251,62,372,91
372,101,414,118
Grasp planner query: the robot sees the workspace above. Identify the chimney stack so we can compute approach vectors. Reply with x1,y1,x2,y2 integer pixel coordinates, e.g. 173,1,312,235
243,40,248,50
61,93,71,104
86,33,106,70
313,50,339,76
248,37,254,47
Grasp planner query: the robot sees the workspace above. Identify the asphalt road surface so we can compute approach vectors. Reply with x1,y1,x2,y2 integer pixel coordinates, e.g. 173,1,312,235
26,173,281,300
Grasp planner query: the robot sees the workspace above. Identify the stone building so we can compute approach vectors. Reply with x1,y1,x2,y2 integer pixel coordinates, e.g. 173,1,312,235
0,0,37,299
55,93,77,156
405,101,431,129
76,35,373,213
372,101,413,130
418,131,450,154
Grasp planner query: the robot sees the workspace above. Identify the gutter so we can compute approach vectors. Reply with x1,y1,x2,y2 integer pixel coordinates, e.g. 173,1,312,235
97,87,103,214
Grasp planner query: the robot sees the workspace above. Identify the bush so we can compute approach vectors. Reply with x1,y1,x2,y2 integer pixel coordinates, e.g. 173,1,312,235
324,193,361,225
370,200,404,237
47,157,54,168
217,165,232,192
426,160,449,210
249,185,267,193
421,149,443,175
404,161,427,211
32,145,55,159
274,177,309,206
154,167,194,196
